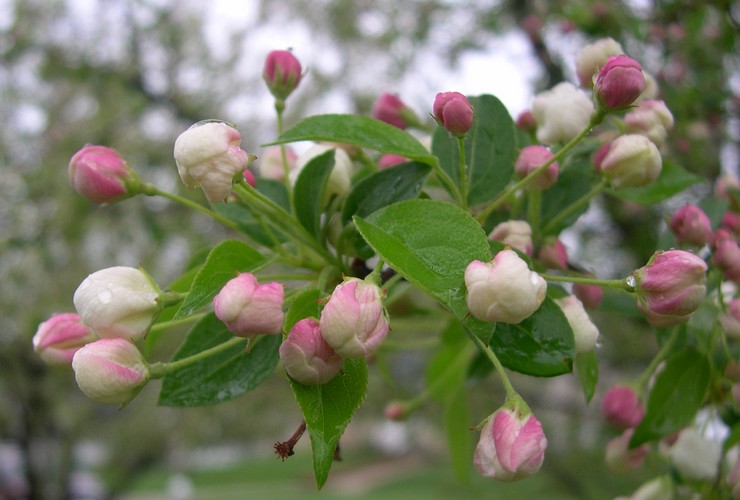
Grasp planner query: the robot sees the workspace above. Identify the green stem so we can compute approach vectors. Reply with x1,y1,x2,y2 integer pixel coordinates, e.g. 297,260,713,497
149,312,208,333
467,332,517,399
457,136,468,210
366,259,385,286
539,273,634,292
430,158,465,207
527,190,542,244
141,184,241,231
636,328,680,392
275,100,296,214
149,336,246,378
159,291,188,307
258,273,318,282
541,179,608,234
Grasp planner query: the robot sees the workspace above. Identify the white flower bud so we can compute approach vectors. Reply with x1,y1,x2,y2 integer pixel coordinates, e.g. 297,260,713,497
532,83,594,145
291,144,352,199
555,296,599,354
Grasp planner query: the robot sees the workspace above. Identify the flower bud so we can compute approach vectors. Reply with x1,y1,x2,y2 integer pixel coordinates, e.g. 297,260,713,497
624,100,674,148
279,318,342,385
173,121,255,203
258,146,298,181
242,169,256,187
372,93,413,129
489,220,533,256
632,250,707,326
720,298,740,340
515,110,537,133
73,266,161,341
713,229,740,284
514,145,559,191
32,313,97,366
728,461,740,499
213,273,284,337
262,50,302,100
619,476,673,500
601,386,644,429
598,134,662,188
378,154,408,169
433,92,474,136
575,38,624,87
532,83,595,145
669,204,713,246
384,401,408,421
605,429,649,473
474,406,548,481
68,145,140,203
554,295,599,354
537,238,568,270
465,250,547,324
319,278,389,359
72,338,149,405
573,282,604,309
594,55,645,109
668,428,722,481
722,212,740,236
292,144,352,199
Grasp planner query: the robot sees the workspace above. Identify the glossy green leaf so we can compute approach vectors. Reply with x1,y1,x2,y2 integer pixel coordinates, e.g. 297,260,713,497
432,94,517,205
173,240,266,320
630,349,710,447
611,161,702,205
257,178,290,212
341,161,431,225
290,358,368,489
283,287,321,332
294,149,335,237
215,203,287,247
270,114,435,164
575,351,598,403
158,313,281,407
541,157,598,235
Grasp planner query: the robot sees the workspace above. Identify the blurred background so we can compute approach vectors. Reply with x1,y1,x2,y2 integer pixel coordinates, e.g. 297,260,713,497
1,0,738,498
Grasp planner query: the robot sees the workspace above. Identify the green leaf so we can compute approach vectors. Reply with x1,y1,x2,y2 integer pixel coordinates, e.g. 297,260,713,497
214,203,287,247
158,313,281,407
445,386,472,484
257,178,290,212
432,94,517,205
289,358,368,489
491,296,575,377
283,287,321,332
173,240,266,320
611,161,702,205
294,149,335,237
575,351,599,403
541,157,598,235
630,349,710,447
426,321,475,403
270,114,435,164
341,161,431,225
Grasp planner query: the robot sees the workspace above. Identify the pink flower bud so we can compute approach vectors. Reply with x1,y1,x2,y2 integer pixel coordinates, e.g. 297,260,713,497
433,92,474,136
279,318,342,385
516,110,537,133
71,338,149,405
319,278,389,359
605,428,649,473
532,83,595,145
575,38,624,87
669,204,713,246
722,212,740,236
713,229,740,284
384,401,408,421
68,145,139,203
601,386,644,429
73,267,161,341
537,238,568,270
242,169,256,187
258,146,297,181
554,296,599,354
598,134,662,188
372,93,411,129
474,407,548,481
262,50,302,100
514,145,559,191
378,154,408,169
465,250,547,324
32,313,97,366
624,100,674,148
489,220,533,255
720,298,740,340
213,273,284,337
573,282,604,309
727,461,740,499
595,55,646,109
633,250,707,326
173,121,255,203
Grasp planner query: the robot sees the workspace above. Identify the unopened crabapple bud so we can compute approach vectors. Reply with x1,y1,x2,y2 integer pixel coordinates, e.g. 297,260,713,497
174,121,255,203
723,212,740,236
242,169,256,187
372,93,413,129
554,295,599,354
668,428,722,481
72,338,149,406
537,238,568,270
516,110,537,133
514,145,559,191
433,92,474,136
598,134,662,188
632,249,707,326
213,273,284,338
594,55,646,109
713,229,740,284
605,428,649,473
720,298,740,340
68,145,141,203
601,386,644,429
258,146,297,181
489,220,533,256
378,154,408,169
532,83,594,145
384,401,408,421
73,266,161,341
575,38,624,87
33,313,97,366
668,204,712,246
573,282,604,309
624,100,674,148
279,318,342,385
320,278,389,359
262,50,302,100
292,144,352,199
728,462,740,499
465,250,547,324
474,406,548,481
